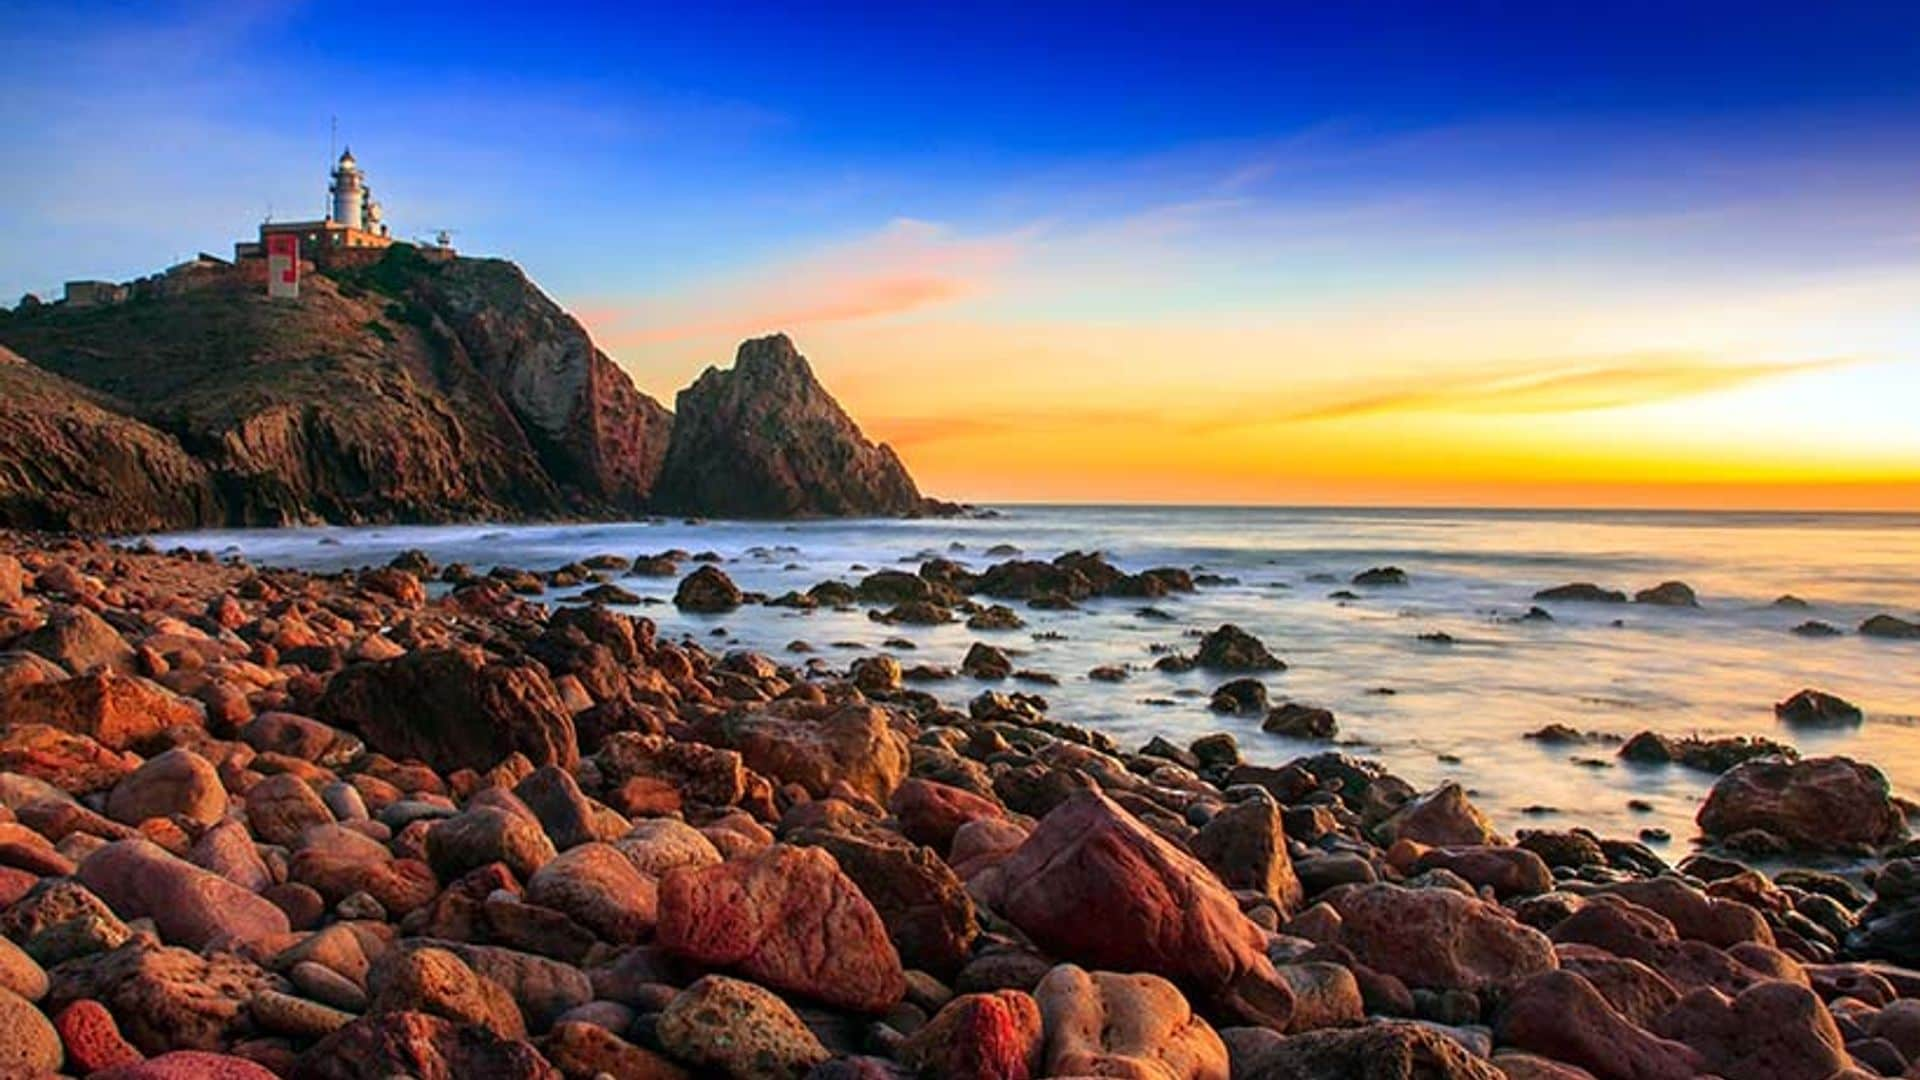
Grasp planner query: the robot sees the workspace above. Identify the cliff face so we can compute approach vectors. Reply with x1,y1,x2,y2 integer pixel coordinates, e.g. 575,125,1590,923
0,249,932,532
652,333,924,517
0,346,221,532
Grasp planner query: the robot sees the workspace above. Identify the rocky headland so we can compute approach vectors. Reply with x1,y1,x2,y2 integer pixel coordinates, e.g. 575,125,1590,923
0,533,1916,1078
0,249,940,531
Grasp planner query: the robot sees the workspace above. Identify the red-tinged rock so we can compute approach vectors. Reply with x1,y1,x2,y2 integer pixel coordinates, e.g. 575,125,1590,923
76,838,290,950
699,700,911,805
288,824,437,915
890,777,1002,854
1554,944,1681,1028
525,842,659,944
789,827,977,979
45,941,283,1054
1412,845,1554,898
314,644,578,775
1651,980,1849,1080
990,790,1294,1029
0,722,137,794
17,604,133,674
1035,964,1228,1080
0,649,67,697
105,747,228,827
595,731,746,807
93,1050,279,1079
427,805,557,881
289,1009,561,1080
1230,1020,1502,1079
1495,970,1701,1080
900,990,1043,1080
0,821,76,875
1375,782,1499,847
0,866,35,907
1549,897,1772,997
1591,877,1774,948
657,842,907,1013
55,998,145,1073
539,1020,687,1080
0,983,63,1075
243,772,335,846
1329,883,1558,993
188,818,274,891
368,946,526,1041
1697,755,1904,852
3,671,204,751
1192,792,1304,912
239,712,363,767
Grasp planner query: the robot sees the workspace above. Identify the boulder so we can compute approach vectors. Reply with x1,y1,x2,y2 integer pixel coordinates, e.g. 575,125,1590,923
989,790,1294,1028
17,604,132,674
368,946,526,1040
288,824,437,915
1534,583,1626,604
1191,791,1304,912
290,1009,560,1080
699,701,909,804
1773,688,1862,727
1034,963,1227,1079
1194,624,1284,672
1651,980,1848,1080
899,990,1043,1080
4,672,203,751
244,773,336,846
76,839,289,950
1329,883,1558,992
1697,756,1904,852
1376,782,1498,847
0,984,62,1076
657,843,906,1013
315,644,578,774
525,842,658,944
789,827,976,978
539,1020,686,1080
673,565,742,613
654,974,830,1079
0,722,136,794
890,777,1002,855
1495,970,1700,1080
426,805,558,881
1233,1020,1503,1079
105,748,227,826
1860,613,1920,639
45,940,283,1053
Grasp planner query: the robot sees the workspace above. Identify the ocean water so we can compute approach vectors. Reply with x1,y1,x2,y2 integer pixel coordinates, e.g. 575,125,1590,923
147,506,1920,864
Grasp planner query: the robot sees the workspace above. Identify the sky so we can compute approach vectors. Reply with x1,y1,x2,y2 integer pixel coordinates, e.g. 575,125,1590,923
3,2,1918,510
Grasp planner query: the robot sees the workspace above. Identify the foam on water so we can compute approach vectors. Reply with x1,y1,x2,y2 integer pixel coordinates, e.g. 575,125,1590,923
146,505,1920,865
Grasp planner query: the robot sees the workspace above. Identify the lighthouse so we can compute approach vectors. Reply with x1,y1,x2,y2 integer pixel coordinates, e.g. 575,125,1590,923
329,148,365,230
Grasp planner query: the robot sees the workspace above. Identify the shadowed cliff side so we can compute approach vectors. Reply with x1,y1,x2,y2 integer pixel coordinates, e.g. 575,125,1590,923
651,333,926,517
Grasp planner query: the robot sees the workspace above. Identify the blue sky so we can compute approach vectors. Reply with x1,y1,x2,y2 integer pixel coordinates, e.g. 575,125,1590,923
3,2,1917,506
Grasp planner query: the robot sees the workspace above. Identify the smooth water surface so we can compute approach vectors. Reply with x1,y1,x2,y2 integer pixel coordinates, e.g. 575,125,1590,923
147,506,1920,861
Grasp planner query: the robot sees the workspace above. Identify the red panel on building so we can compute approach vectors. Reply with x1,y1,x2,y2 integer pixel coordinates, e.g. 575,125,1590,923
267,233,299,298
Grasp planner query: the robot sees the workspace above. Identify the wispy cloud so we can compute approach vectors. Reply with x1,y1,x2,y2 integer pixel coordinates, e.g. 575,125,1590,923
585,218,1026,348
1264,353,1860,424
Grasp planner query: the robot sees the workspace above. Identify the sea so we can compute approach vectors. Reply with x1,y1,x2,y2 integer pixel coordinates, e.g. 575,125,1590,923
145,505,1920,866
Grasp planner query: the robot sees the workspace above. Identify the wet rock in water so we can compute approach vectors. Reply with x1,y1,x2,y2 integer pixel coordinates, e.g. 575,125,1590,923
985,790,1294,1028
655,974,829,1078
1697,756,1905,853
961,642,1013,680
315,643,578,774
1088,664,1129,682
1209,677,1268,714
1524,723,1618,746
1860,613,1920,639
899,989,1043,1080
1791,620,1843,637
1774,687,1862,727
657,843,906,1013
965,604,1025,630
672,564,742,612
1263,701,1337,740
1618,730,1796,773
1194,624,1285,672
1352,566,1409,586
1329,882,1558,992
1633,581,1699,607
1033,963,1228,1079
1533,582,1627,604
1772,594,1811,609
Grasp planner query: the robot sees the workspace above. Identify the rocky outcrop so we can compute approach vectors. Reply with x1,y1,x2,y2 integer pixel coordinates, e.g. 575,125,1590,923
650,333,925,517
0,346,219,531
0,254,930,529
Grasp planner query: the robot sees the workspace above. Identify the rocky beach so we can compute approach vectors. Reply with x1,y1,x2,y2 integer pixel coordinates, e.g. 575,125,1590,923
0,525,1916,1080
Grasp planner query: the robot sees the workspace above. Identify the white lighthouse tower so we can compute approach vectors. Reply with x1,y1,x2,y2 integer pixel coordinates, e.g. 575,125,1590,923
329,148,365,230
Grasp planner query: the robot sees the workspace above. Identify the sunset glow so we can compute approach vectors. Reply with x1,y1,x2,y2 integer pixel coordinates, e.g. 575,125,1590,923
5,3,1917,510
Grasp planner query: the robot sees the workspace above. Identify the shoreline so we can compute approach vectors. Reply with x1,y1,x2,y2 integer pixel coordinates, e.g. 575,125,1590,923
1,527,1917,1077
